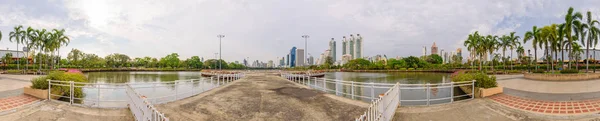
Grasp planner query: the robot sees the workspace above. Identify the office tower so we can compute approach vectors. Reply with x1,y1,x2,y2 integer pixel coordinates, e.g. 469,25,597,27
342,36,347,55
456,48,462,59
289,47,297,67
349,34,355,59
329,38,336,62
355,34,363,59
423,46,427,57
431,42,438,55
296,49,305,66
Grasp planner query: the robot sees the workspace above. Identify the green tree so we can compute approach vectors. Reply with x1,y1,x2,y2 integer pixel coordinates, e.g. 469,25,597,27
3,53,13,65
67,49,84,67
564,7,583,69
583,11,599,72
160,53,180,68
9,25,23,70
386,58,405,69
426,54,443,64
343,58,372,70
524,26,541,70
186,56,203,69
402,56,422,69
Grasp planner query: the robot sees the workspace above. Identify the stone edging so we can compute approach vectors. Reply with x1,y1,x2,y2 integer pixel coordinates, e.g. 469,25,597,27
524,73,600,81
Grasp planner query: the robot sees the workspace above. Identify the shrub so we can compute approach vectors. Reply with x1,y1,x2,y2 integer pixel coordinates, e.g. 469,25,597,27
38,71,88,99
6,70,22,74
451,72,497,88
532,70,545,73
30,76,49,89
559,69,579,74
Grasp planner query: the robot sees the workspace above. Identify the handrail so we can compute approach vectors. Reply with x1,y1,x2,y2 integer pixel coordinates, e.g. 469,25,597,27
47,73,245,108
126,84,169,121
281,73,476,106
354,82,400,121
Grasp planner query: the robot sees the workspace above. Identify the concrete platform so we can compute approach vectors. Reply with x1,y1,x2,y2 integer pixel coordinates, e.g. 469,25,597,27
155,73,368,121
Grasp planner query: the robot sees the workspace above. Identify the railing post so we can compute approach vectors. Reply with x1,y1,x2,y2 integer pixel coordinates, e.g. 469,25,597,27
335,80,339,96
217,75,220,86
47,80,51,100
192,80,195,95
370,82,375,101
472,80,475,99
322,78,326,92
351,81,355,99
98,84,101,107
427,83,430,106
210,77,214,88
450,82,454,103
70,81,74,105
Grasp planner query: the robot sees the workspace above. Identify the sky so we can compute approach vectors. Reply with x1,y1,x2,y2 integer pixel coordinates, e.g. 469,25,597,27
0,0,599,62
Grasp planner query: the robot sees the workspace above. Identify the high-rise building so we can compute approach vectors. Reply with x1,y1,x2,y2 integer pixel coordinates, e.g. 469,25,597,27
341,54,352,65
329,38,336,62
289,47,297,67
456,48,462,59
422,46,427,57
267,60,274,68
308,55,314,65
440,49,444,63
286,54,290,66
431,42,438,55
296,49,305,66
342,36,347,55
349,34,355,59
279,57,285,67
355,34,363,59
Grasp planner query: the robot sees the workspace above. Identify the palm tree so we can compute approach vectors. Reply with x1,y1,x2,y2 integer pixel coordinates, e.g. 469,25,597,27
464,32,481,71
52,29,70,69
499,35,511,71
573,43,584,70
24,27,35,72
9,25,23,71
484,35,498,72
564,7,583,69
584,11,599,72
524,26,541,70
508,32,520,70
516,46,525,65
574,19,588,71
33,29,48,73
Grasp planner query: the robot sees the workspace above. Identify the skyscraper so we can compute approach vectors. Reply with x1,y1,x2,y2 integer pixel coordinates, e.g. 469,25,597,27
355,34,363,59
342,36,347,55
349,34,355,59
296,49,305,66
431,42,438,55
308,55,314,65
289,47,297,67
329,38,336,62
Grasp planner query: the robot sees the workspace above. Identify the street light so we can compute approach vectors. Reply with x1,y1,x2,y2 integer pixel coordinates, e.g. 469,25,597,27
528,49,531,73
217,34,225,70
302,35,309,66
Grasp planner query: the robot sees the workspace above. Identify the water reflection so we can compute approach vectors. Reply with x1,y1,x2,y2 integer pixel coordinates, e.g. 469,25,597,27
317,72,467,106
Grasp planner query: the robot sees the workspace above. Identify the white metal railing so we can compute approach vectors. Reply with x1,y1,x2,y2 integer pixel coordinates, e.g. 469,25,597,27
47,73,245,108
355,82,400,121
281,73,475,106
126,84,169,121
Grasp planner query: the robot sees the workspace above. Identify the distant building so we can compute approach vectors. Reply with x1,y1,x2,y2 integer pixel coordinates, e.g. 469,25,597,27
296,49,305,66
308,55,314,65
355,34,363,59
431,42,438,55
289,47,297,67
342,36,348,55
329,38,336,62
267,60,274,68
349,34,355,59
341,54,352,65
422,46,427,57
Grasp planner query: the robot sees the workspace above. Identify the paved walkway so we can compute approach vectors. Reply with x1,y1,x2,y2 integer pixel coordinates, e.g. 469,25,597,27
0,74,40,98
495,74,600,101
0,101,133,121
0,95,40,113
156,73,368,121
490,94,600,115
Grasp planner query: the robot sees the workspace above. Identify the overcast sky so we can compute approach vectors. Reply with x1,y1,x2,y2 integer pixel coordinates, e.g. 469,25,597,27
0,0,599,62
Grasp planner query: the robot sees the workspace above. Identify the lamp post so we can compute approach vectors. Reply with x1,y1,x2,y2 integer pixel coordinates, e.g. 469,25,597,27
217,35,225,70
528,49,531,73
302,35,309,66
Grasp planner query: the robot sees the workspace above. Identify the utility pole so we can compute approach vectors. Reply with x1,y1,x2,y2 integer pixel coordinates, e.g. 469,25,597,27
302,35,309,67
217,35,225,70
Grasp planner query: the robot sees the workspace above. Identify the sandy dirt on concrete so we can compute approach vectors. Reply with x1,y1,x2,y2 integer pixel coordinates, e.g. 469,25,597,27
156,73,367,121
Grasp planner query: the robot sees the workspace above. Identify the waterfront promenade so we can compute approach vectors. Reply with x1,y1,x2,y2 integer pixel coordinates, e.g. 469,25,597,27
155,72,368,121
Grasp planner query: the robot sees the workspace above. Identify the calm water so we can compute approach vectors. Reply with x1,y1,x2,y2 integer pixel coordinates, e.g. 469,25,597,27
78,71,210,107
308,72,469,105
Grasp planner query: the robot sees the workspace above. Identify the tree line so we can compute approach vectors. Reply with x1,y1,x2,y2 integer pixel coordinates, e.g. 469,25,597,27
0,25,70,72
464,7,600,72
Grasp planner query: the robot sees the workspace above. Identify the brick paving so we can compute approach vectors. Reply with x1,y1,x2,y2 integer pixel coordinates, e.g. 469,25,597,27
0,95,40,112
490,94,600,115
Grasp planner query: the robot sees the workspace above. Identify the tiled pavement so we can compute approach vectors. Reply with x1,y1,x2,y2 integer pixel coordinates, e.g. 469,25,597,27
490,94,600,115
0,95,40,112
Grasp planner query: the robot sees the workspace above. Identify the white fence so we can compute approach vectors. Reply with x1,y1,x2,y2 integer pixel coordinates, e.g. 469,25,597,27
281,74,475,106
126,84,169,121
47,73,245,108
355,82,400,121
